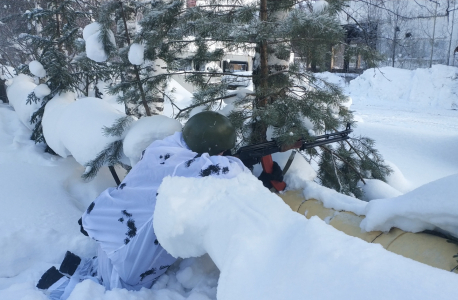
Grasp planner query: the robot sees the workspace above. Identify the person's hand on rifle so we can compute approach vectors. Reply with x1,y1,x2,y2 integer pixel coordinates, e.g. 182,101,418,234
258,161,283,189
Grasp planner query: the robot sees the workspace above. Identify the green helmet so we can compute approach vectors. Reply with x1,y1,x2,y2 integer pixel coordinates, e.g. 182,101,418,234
183,111,236,155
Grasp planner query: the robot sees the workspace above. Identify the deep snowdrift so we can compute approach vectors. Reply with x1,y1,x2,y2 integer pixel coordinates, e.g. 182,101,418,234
361,173,458,238
347,65,458,110
154,173,458,300
1,64,458,299
43,94,126,165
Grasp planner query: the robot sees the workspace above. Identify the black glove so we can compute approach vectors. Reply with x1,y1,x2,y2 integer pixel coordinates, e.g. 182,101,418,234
258,161,284,189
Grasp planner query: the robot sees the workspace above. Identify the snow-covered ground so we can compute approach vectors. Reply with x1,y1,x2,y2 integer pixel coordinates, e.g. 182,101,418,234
0,65,457,299
347,65,458,189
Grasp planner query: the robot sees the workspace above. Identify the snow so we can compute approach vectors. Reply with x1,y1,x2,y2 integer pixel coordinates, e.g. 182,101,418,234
83,22,115,63
128,43,145,65
0,104,101,285
357,178,402,201
348,65,458,110
42,95,126,166
154,173,458,300
311,0,328,12
34,84,51,99
29,60,46,78
93,81,125,113
5,74,40,130
361,174,458,238
123,115,182,166
221,71,251,88
384,160,413,193
301,180,367,216
1,65,458,299
272,150,316,190
82,22,101,41
162,78,194,118
319,68,458,188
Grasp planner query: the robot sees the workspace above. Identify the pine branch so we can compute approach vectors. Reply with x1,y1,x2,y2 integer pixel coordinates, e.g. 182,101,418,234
82,139,124,181
175,93,237,118
103,116,134,137
119,1,151,116
320,145,366,185
26,92,41,105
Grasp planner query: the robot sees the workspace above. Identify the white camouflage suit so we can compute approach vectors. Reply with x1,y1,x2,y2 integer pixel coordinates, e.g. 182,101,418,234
49,132,249,299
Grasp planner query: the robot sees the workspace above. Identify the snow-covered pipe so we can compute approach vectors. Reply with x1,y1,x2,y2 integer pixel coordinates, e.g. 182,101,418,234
279,190,458,274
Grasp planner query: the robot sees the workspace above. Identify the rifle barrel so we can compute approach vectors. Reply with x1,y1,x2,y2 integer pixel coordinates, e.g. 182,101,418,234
235,126,353,166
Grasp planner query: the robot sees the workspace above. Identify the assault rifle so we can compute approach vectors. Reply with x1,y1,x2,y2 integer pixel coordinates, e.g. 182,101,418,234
231,124,353,192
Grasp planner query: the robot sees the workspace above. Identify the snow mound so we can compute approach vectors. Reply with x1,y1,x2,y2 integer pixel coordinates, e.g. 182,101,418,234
82,22,101,40
361,173,458,238
83,22,115,63
128,43,144,65
348,65,458,109
123,115,182,166
33,84,51,98
0,103,49,165
92,81,125,113
314,71,347,88
357,178,402,201
385,161,413,193
6,74,40,130
302,180,367,215
29,60,46,78
42,95,126,165
154,173,458,300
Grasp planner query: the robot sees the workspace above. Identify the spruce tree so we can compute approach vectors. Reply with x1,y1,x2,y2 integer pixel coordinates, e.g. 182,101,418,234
82,0,168,180
21,1,90,144
89,0,391,197
94,0,167,118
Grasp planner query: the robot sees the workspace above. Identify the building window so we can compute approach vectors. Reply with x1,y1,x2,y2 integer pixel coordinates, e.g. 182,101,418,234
223,61,249,72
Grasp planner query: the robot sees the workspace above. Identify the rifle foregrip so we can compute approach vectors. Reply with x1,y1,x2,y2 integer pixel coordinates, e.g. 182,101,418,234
261,155,286,192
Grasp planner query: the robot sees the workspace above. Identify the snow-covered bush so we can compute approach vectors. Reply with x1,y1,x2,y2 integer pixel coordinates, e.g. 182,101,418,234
42,95,126,166
5,74,40,130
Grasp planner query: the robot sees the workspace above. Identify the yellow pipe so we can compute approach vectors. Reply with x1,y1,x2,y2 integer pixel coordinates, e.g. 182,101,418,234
279,190,458,274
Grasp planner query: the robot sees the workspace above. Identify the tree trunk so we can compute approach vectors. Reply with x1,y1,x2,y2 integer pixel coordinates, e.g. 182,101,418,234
250,0,269,144
0,79,8,104
119,1,152,117
447,0,456,65
259,0,269,104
